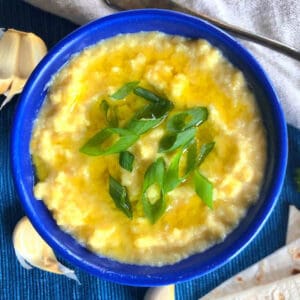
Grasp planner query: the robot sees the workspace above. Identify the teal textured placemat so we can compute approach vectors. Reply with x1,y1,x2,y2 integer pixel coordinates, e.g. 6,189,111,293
1,1,299,299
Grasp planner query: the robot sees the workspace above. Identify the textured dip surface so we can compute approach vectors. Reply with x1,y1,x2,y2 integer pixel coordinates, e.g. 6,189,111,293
30,32,266,266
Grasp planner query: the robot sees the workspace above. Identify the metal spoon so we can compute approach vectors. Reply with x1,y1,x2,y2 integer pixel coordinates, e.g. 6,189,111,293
104,0,300,62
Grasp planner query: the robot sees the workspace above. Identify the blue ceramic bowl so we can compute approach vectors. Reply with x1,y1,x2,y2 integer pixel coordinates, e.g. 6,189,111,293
11,10,288,286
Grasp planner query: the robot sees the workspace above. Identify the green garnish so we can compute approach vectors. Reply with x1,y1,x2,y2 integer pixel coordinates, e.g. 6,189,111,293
119,151,134,172
100,100,118,127
134,87,168,104
126,118,163,135
126,102,173,135
296,168,300,192
80,128,138,156
167,107,208,133
164,150,185,193
109,175,132,218
158,127,196,153
197,142,215,167
164,140,214,194
111,81,139,100
194,170,213,209
100,99,109,113
80,81,216,221
142,157,166,224
186,140,197,174
136,101,174,120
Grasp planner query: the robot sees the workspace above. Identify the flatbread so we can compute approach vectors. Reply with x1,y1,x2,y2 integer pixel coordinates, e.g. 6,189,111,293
202,206,300,299
214,274,300,300
286,206,300,244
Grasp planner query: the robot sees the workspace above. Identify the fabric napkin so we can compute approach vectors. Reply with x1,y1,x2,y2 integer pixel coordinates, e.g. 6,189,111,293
24,0,300,129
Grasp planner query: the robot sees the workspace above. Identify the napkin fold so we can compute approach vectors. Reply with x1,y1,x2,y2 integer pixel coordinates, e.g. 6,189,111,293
24,0,300,129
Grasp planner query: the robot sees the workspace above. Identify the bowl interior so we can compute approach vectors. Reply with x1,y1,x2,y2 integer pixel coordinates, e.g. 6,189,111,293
11,10,287,286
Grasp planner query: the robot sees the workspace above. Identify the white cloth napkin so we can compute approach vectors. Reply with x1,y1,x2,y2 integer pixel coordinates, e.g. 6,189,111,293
25,0,300,129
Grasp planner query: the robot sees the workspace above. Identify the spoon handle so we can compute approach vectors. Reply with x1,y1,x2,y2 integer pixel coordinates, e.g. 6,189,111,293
104,0,300,61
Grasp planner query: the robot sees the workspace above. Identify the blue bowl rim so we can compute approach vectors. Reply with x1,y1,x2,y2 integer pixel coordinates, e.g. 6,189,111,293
11,9,288,286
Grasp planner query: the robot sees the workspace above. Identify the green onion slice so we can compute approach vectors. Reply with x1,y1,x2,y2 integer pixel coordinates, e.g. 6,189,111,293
142,157,166,224
125,101,173,135
119,151,134,172
136,101,174,120
126,86,174,135
194,170,213,209
100,100,118,127
197,142,215,167
167,107,208,133
164,140,215,193
186,140,197,174
295,168,300,192
164,140,198,193
134,87,168,104
80,128,138,156
126,118,163,135
158,127,196,153
164,150,184,193
109,175,132,218
100,99,109,114
111,81,139,100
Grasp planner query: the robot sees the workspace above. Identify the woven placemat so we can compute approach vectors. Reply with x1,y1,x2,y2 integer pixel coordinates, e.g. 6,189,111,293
1,1,299,299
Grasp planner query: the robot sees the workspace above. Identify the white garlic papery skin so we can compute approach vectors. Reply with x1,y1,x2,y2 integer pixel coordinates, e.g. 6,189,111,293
0,28,47,109
13,217,79,283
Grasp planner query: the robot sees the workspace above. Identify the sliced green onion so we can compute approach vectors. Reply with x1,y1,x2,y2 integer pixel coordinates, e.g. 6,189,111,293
80,128,138,156
164,150,184,193
134,87,167,104
100,99,109,114
142,157,166,224
111,81,139,100
295,168,300,192
197,142,215,167
136,101,174,120
164,140,198,193
167,107,208,133
158,127,196,153
164,140,215,193
119,151,134,172
186,140,197,174
125,101,173,135
194,170,213,209
109,175,132,218
100,100,118,127
129,86,174,135
126,118,163,135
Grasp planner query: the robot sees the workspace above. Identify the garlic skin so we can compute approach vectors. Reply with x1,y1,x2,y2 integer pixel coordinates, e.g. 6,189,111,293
13,217,79,283
144,285,175,300
0,29,47,109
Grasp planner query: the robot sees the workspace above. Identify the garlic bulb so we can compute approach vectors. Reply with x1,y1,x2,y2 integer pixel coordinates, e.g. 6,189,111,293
0,29,47,109
144,285,175,300
13,216,79,283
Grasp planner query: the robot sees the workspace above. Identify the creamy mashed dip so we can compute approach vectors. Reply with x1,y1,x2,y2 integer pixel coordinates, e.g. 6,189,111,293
30,32,266,266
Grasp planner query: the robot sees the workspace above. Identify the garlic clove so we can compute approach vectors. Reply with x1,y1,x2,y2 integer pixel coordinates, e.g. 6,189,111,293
0,29,20,78
0,78,13,95
144,285,175,300
0,29,47,109
0,29,20,94
13,217,80,283
17,30,47,78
